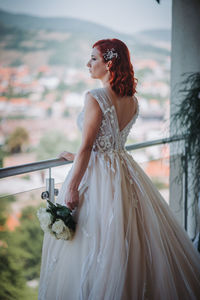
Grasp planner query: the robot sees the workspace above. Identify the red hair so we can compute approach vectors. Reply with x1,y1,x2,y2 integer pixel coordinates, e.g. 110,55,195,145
93,38,138,97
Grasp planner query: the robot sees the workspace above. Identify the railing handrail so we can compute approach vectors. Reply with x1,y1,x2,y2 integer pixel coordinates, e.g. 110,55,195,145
0,135,186,179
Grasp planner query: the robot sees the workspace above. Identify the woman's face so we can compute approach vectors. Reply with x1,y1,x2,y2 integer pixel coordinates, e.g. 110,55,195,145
87,47,108,79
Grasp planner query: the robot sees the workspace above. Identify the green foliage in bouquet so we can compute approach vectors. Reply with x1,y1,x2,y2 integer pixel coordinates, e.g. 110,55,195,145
47,200,76,232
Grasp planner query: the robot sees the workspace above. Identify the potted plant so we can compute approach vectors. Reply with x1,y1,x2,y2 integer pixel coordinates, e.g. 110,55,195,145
171,72,200,251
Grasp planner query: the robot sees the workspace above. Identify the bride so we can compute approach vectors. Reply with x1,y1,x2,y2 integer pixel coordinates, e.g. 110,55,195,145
38,38,200,300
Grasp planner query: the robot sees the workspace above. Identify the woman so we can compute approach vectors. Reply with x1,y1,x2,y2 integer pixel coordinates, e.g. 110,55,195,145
38,39,200,300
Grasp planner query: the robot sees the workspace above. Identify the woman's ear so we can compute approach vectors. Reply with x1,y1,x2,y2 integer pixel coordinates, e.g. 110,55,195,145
106,61,112,70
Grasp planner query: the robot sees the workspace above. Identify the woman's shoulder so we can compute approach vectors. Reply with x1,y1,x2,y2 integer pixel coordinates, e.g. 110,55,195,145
83,88,104,110
86,87,104,96
84,88,105,103
132,94,139,116
133,94,139,106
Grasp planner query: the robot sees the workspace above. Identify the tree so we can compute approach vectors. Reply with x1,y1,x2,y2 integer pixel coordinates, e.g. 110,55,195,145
0,195,29,300
0,146,6,168
14,206,44,280
6,127,29,153
0,195,16,227
0,245,28,300
0,194,45,299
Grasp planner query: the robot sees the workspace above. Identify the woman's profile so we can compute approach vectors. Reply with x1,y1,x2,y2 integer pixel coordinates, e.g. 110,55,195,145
38,38,200,300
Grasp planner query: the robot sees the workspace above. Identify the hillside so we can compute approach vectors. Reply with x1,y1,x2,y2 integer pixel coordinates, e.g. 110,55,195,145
136,29,171,42
0,10,171,70
0,9,123,37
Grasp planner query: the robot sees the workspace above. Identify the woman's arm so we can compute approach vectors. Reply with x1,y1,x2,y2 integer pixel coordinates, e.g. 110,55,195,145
65,92,102,210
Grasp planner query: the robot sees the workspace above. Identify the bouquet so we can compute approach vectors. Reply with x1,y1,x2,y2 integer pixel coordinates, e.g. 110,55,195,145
37,200,76,241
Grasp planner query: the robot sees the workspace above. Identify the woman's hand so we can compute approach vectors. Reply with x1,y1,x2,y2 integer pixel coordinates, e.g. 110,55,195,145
65,188,79,211
58,151,75,161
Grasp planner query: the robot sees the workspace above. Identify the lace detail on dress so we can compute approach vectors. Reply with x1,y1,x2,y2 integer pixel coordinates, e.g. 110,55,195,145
92,105,115,153
77,88,139,154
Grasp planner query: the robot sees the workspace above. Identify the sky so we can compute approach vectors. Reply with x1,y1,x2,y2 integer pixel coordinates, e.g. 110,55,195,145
0,0,172,34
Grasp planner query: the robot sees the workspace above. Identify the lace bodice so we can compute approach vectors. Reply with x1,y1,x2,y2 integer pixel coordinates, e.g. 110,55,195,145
77,88,139,153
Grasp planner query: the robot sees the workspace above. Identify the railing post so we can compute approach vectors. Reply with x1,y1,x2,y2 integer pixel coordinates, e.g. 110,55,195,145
46,168,55,203
41,167,59,203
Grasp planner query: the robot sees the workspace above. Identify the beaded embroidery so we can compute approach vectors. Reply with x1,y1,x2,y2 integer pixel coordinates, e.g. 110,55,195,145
77,88,139,154
103,48,118,61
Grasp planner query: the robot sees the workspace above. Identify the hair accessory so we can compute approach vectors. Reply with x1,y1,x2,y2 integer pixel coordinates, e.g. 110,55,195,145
103,48,118,61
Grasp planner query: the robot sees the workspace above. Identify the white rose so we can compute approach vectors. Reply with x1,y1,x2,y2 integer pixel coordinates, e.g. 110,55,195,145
56,226,74,240
37,207,46,219
52,219,65,234
37,208,52,232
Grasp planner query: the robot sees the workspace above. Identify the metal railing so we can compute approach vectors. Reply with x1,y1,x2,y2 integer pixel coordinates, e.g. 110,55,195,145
0,135,188,226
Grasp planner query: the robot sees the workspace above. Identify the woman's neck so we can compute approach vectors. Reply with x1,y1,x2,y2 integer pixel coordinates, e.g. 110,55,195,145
100,80,111,90
100,73,110,88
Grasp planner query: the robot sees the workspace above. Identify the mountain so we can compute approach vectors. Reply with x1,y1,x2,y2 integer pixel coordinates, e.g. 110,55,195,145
0,10,171,69
0,9,131,40
136,29,171,43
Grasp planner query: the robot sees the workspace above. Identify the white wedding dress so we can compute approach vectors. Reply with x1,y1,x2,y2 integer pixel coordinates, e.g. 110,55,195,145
38,87,200,300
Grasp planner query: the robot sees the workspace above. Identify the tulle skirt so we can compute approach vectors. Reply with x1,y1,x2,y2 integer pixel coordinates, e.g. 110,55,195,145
38,150,200,300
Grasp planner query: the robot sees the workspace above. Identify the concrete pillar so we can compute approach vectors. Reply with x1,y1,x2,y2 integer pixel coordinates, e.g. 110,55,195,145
170,0,200,239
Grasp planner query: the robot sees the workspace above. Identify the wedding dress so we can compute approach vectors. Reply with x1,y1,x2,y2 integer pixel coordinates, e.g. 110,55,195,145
38,87,200,300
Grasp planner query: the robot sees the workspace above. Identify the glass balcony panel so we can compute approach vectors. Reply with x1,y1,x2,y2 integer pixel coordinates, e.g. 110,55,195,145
129,145,170,204
0,163,73,196
0,190,45,299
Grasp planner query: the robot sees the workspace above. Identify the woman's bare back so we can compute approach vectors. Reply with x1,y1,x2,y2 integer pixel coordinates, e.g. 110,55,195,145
105,87,138,132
